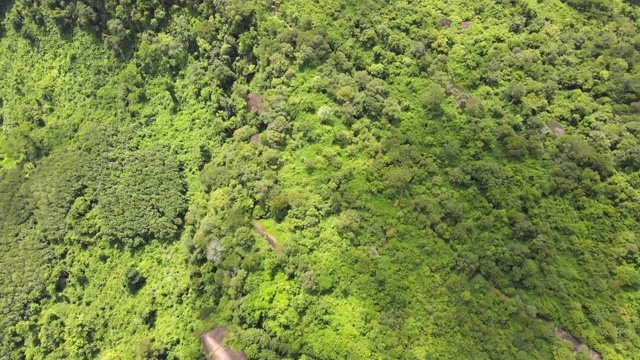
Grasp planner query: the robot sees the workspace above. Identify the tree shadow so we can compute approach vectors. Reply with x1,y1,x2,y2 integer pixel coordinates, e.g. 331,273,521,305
0,0,14,39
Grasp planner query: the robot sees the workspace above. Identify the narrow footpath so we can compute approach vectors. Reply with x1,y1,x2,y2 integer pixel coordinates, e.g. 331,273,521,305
490,286,601,360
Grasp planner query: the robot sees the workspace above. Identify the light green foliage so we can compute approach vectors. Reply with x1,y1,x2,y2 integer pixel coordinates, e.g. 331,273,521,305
421,82,447,109
2,0,640,359
317,105,333,123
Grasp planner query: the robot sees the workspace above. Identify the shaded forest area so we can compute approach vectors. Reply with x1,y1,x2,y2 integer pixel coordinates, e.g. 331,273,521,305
1,0,640,359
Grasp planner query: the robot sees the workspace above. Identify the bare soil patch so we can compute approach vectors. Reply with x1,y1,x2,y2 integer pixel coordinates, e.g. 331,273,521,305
548,121,566,135
440,17,451,27
462,21,473,30
246,92,265,113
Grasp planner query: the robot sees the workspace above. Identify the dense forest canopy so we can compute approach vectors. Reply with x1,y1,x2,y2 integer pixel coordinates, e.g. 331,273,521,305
1,0,640,359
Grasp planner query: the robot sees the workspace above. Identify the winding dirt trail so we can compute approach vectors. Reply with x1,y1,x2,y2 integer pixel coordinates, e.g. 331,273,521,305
447,79,467,105
198,225,279,359
538,316,602,360
489,286,601,359
253,222,279,249
200,327,248,360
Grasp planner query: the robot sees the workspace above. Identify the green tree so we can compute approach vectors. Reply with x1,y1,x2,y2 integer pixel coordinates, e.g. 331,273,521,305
421,83,446,109
123,267,145,293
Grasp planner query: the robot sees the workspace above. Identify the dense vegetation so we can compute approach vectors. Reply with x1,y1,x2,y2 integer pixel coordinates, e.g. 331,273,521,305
1,0,640,359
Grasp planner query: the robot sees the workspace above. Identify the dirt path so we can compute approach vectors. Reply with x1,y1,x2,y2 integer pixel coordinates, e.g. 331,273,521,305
253,223,278,249
488,286,601,359
553,325,602,360
200,327,248,360
447,79,468,105
548,121,566,135
489,285,509,301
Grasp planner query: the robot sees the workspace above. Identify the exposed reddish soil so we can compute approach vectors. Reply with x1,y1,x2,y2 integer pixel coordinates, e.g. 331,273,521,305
246,92,264,113
462,21,473,30
440,17,451,27
548,121,566,135
249,134,260,144
200,327,248,360
253,223,279,249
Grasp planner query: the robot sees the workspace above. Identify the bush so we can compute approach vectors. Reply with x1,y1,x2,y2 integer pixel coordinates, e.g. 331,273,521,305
123,267,145,293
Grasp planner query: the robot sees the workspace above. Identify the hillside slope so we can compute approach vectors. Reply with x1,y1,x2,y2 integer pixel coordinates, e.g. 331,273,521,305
1,0,640,359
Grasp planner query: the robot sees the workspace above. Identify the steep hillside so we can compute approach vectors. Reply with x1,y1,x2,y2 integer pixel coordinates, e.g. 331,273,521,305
1,0,640,359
